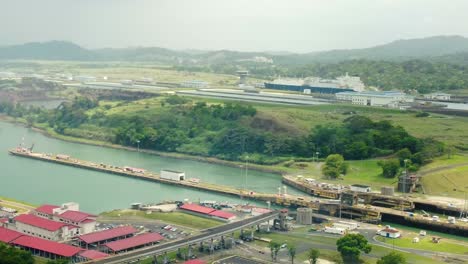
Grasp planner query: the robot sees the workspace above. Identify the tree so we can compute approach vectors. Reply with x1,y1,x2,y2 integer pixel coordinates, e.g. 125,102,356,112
336,234,372,263
377,159,400,178
268,241,281,262
307,248,320,264
288,245,296,264
377,252,407,264
0,243,34,264
322,154,348,179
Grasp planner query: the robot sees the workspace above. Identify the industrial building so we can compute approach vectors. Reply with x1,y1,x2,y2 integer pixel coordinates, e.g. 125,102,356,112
336,91,414,107
350,184,372,193
424,92,451,101
161,170,186,181
296,208,313,225
181,80,209,88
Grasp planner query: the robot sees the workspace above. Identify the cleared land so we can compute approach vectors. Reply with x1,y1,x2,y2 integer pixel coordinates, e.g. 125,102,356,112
375,235,468,255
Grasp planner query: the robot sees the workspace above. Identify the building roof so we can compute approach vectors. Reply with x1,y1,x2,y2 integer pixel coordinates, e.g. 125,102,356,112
0,227,24,243
179,204,216,215
59,210,95,223
77,226,137,244
381,228,400,233
15,214,68,232
11,236,82,257
103,233,164,252
184,260,206,264
78,250,109,260
208,210,236,219
35,204,59,215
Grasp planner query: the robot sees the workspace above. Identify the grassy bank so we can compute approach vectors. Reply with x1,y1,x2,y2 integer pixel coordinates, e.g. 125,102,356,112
375,236,468,255
99,209,223,230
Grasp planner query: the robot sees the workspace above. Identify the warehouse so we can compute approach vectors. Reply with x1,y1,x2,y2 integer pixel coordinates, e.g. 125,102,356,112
378,226,401,238
77,225,137,248
103,233,164,254
161,170,186,181
208,210,237,221
336,91,413,107
11,235,82,260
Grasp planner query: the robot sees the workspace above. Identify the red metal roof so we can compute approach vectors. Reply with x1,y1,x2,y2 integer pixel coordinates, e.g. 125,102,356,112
381,228,400,233
208,210,236,219
77,226,137,244
103,232,164,252
59,210,95,222
35,204,59,215
184,260,206,264
180,204,216,215
15,214,67,232
79,250,109,260
11,236,82,257
0,227,24,243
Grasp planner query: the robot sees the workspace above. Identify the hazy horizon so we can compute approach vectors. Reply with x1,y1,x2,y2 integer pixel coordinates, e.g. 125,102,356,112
2,0,468,53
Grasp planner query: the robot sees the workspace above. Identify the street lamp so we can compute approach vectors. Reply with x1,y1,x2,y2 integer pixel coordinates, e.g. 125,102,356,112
315,151,320,162
136,140,140,152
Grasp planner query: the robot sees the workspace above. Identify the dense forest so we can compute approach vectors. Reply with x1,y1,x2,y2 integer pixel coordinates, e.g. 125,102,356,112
0,96,444,168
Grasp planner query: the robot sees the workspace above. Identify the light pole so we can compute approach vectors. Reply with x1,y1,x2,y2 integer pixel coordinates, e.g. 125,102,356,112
316,151,320,162
136,140,140,152
245,155,249,192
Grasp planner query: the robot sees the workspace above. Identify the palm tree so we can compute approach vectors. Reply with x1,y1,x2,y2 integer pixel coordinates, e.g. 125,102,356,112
308,248,320,264
288,245,297,264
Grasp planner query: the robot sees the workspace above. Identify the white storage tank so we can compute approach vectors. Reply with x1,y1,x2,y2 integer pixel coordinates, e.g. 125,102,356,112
161,170,186,181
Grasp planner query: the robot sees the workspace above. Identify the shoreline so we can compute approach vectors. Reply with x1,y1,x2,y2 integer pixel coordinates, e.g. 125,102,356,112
0,115,285,175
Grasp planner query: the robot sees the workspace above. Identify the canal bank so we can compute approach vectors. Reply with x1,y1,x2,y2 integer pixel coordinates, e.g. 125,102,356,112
0,121,301,214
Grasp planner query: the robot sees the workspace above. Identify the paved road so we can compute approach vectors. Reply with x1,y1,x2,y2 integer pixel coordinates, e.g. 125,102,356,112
94,211,279,264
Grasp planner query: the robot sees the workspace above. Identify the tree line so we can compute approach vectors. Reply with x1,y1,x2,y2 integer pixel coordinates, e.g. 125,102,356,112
0,96,444,167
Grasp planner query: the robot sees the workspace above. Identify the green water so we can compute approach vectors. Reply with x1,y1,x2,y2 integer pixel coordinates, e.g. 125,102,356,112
0,121,300,214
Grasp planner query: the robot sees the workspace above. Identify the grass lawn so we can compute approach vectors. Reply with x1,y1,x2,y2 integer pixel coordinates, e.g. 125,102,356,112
419,154,468,198
253,230,447,264
375,236,468,255
99,209,223,230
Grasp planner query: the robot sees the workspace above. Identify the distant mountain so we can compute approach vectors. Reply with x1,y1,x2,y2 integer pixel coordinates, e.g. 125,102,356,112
283,35,468,64
1,36,468,65
0,41,96,60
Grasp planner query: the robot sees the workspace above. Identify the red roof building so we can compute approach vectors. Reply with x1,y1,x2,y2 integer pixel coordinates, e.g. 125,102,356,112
78,250,109,260
103,233,164,253
208,210,236,220
0,227,24,243
34,204,60,216
11,236,82,257
184,260,206,264
179,204,216,215
15,214,68,232
59,210,94,222
77,226,137,245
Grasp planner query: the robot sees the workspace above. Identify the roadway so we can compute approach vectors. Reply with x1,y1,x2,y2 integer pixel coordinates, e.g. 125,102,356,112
94,211,279,264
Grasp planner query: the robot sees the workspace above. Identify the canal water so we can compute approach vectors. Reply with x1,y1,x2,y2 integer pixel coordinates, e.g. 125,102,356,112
0,121,300,214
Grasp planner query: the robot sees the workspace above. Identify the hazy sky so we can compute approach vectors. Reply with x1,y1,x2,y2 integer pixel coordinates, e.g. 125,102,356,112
1,0,467,52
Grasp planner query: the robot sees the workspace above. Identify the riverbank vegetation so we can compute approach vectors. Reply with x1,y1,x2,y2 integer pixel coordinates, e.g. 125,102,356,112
0,95,446,169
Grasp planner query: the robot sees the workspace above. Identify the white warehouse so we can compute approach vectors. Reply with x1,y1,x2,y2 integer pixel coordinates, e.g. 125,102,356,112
336,91,413,107
161,170,186,181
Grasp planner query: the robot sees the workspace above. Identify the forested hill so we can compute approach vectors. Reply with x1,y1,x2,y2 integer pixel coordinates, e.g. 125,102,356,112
1,35,468,64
